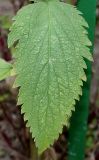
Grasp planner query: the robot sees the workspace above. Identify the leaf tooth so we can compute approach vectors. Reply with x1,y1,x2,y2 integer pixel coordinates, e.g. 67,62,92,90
81,72,87,82
26,121,30,128
12,76,20,88
23,112,29,121
71,100,76,106
72,106,75,112
82,50,93,61
82,61,87,69
79,80,83,87
17,100,21,106
76,95,80,101
79,88,82,96
87,55,93,62
17,97,23,106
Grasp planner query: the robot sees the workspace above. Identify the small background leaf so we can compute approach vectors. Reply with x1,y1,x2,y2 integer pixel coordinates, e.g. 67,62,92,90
0,58,12,81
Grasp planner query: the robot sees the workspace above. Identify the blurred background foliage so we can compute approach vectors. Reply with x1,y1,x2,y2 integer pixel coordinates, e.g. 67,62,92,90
0,0,99,160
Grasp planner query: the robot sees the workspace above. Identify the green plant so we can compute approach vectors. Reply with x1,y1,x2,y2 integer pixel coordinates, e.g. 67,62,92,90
0,0,95,155
68,0,97,160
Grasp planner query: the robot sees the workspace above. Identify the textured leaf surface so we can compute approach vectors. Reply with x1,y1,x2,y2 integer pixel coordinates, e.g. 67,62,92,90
0,58,12,81
8,0,92,153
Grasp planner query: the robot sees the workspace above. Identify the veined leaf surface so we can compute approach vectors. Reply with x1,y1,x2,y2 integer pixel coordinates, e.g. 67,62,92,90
0,58,12,81
8,0,92,153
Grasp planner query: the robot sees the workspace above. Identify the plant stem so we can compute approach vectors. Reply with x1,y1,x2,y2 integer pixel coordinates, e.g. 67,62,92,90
68,0,97,160
30,137,38,160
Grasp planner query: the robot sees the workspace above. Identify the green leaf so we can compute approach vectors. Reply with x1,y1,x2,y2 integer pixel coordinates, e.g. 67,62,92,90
0,58,12,81
8,1,92,153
